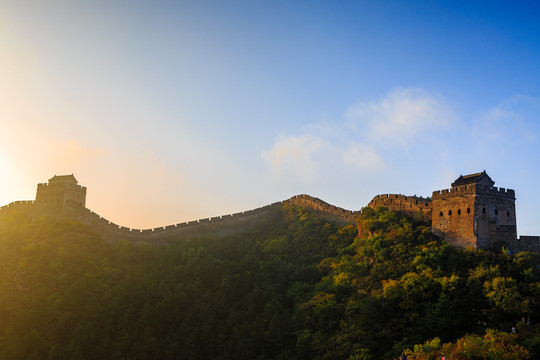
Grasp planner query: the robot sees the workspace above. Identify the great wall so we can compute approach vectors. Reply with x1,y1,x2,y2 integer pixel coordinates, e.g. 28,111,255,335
0,177,360,242
1,173,539,252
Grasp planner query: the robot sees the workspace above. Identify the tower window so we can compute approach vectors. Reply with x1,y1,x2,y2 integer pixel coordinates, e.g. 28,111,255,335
448,210,452,216
458,209,461,215
494,209,498,215
482,207,486,214
467,208,470,214
507,211,510,217
439,211,443,216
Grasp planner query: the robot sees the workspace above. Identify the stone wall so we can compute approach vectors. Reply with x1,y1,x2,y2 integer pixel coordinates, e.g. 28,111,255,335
36,182,87,208
431,184,517,249
62,200,284,242
0,195,356,242
286,194,360,224
0,193,360,243
0,177,532,253
513,236,540,253
432,191,476,248
368,194,432,221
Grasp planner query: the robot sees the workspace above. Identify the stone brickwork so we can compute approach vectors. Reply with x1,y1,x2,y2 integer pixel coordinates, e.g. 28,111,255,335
0,173,535,252
367,172,519,250
514,236,540,253
0,177,360,242
368,194,432,222
432,183,517,249
35,175,87,216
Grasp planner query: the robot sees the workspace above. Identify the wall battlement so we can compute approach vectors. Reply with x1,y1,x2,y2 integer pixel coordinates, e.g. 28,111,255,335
1,173,536,253
37,182,86,190
514,236,540,253
432,184,515,199
6,195,354,242
0,191,360,242
368,193,432,221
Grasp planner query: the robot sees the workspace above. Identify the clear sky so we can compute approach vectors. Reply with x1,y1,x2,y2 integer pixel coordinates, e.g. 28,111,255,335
1,0,540,234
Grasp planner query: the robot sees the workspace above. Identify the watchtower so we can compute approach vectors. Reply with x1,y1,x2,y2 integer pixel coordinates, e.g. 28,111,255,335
431,171,517,249
35,175,87,214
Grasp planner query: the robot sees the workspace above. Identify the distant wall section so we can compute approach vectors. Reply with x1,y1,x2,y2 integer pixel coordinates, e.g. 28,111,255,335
0,194,360,243
368,194,432,221
285,194,360,224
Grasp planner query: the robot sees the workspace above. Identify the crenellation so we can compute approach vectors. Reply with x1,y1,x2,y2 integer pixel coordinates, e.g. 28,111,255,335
2,172,536,252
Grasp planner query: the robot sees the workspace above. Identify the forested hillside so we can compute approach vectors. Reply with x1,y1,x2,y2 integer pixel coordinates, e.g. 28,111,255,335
0,205,539,359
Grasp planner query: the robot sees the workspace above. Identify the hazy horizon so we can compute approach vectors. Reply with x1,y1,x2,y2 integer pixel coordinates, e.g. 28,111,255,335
1,1,540,235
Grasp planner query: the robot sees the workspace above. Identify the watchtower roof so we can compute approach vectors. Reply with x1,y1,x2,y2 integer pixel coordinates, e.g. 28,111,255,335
451,171,494,187
49,174,78,184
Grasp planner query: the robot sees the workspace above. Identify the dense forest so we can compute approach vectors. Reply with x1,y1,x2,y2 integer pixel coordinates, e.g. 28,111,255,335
0,204,539,359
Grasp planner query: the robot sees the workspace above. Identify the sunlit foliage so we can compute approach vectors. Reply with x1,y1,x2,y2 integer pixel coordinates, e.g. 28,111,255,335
0,206,538,359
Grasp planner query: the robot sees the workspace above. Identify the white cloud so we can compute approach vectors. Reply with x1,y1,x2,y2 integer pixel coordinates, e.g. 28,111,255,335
476,94,540,142
262,134,331,183
345,88,454,144
342,143,384,170
264,87,455,183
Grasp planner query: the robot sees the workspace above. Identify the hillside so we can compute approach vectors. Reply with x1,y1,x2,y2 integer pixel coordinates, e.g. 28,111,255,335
0,205,539,359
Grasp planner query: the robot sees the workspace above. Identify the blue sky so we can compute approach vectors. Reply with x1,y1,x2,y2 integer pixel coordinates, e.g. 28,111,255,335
1,0,540,235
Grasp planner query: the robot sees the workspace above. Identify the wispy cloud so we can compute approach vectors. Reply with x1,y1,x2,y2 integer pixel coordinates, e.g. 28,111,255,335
342,143,384,171
263,87,455,183
262,134,333,183
345,87,454,143
476,94,540,142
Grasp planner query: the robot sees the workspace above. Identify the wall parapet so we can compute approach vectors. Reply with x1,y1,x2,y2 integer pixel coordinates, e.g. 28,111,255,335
512,236,540,253
0,200,36,212
285,194,361,223
47,194,361,241
367,193,432,221
432,184,515,199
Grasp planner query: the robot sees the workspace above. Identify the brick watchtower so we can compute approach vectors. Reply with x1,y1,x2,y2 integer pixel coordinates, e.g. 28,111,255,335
431,171,517,249
35,175,87,215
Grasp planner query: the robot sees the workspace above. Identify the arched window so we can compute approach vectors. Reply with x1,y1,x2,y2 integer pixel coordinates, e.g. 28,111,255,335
482,207,486,214
439,211,443,216
507,211,510,217
494,209,498,215
448,210,452,216
458,209,461,215
467,208,471,214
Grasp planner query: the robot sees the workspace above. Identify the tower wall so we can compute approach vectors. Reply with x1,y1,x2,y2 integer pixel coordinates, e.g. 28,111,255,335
35,176,87,215
474,187,517,249
432,186,477,248
431,184,516,249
